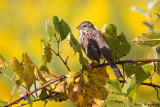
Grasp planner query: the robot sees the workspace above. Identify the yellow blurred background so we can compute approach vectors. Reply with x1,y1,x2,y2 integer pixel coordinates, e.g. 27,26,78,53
0,0,160,107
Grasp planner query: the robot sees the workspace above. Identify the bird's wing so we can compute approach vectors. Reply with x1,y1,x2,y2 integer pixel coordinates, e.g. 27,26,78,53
94,30,114,63
81,33,100,63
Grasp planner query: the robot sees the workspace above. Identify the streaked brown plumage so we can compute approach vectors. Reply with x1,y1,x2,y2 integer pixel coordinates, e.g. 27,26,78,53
77,21,122,79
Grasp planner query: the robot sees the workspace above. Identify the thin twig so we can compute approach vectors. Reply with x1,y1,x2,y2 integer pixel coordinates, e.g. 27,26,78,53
51,49,70,71
65,48,73,63
93,59,160,68
0,71,25,94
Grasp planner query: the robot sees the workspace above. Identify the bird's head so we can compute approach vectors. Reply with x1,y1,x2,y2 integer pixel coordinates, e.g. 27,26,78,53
77,21,95,32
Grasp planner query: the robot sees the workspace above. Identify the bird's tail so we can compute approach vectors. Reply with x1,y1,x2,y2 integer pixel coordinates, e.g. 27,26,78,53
109,63,122,79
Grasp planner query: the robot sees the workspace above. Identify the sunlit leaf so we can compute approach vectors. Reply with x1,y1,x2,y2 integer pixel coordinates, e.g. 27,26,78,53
67,33,88,69
67,70,81,85
35,70,65,93
105,80,122,95
101,24,131,61
0,55,8,69
125,62,153,83
132,30,160,46
123,74,137,97
10,53,36,90
128,83,140,103
67,62,109,107
0,100,7,107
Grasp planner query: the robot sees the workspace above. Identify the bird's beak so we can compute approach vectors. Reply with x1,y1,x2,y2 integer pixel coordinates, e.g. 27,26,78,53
77,26,80,29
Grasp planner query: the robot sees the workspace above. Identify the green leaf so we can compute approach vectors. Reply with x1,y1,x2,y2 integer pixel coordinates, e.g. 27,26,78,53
125,62,153,83
39,88,48,100
44,19,53,42
61,19,71,40
105,80,122,95
67,33,88,69
128,83,140,103
52,16,64,40
103,99,129,107
123,74,137,97
0,100,7,107
40,40,52,72
101,24,131,61
39,65,49,73
132,30,160,46
41,40,52,63
0,55,8,69
131,6,150,19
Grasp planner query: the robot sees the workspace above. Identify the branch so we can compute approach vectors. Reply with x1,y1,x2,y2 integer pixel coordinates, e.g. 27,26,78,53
93,59,160,68
119,80,160,88
5,59,160,106
5,75,67,107
17,93,57,107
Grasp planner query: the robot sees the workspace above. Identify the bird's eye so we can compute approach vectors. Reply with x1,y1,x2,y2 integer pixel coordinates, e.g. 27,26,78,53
83,25,86,27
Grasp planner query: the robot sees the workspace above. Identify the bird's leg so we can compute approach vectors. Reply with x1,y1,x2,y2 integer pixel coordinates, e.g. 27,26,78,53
103,60,106,66
89,61,94,69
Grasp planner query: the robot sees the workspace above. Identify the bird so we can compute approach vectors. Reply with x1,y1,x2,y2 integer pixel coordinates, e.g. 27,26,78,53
77,21,122,79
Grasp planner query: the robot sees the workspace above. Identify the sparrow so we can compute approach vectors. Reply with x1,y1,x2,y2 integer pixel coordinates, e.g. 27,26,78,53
77,21,122,79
